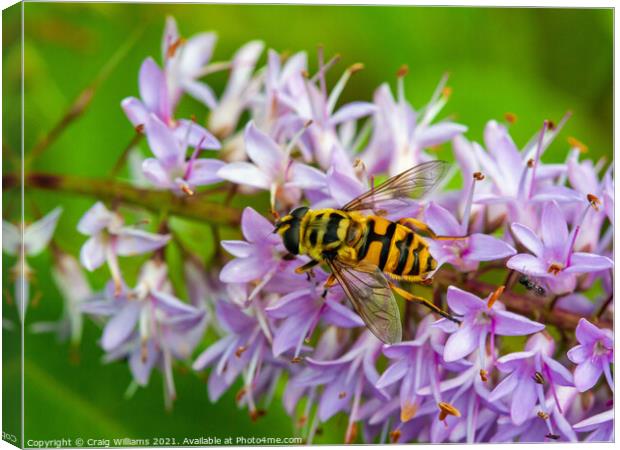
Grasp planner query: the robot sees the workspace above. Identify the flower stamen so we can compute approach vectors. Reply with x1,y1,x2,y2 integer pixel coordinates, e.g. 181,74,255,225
487,285,505,309
547,263,563,275
567,136,588,153
438,401,461,421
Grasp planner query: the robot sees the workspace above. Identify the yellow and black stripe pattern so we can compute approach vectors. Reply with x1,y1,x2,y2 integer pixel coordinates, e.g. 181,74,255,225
355,216,436,282
276,207,437,282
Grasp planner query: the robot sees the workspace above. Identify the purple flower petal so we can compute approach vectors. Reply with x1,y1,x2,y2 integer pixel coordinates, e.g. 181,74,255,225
466,233,516,261
573,358,602,392
330,102,377,125
80,235,107,271
115,229,170,256
565,252,613,274
289,163,327,190
219,256,268,283
443,324,479,362
324,298,364,328
488,371,519,402
77,202,113,235
417,122,467,149
182,80,218,109
101,302,141,351
23,207,63,255
142,158,172,187
121,97,149,127
244,122,283,177
446,286,484,315
193,335,234,370
220,240,253,258
240,207,278,243
129,339,158,386
376,359,408,388
424,202,461,236
265,290,309,318
567,344,588,364
506,254,549,277
327,166,365,207
541,201,568,254
574,318,607,345
186,159,225,186
510,376,537,425
145,114,183,167
217,161,271,189
178,32,216,76
493,310,544,336
510,223,543,257
542,355,573,386
174,119,221,150
139,57,169,121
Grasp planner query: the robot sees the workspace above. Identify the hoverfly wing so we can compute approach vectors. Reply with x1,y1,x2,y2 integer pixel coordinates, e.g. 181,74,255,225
341,160,449,213
326,258,402,344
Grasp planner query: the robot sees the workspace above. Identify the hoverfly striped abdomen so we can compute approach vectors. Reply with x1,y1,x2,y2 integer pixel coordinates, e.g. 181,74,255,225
355,216,436,282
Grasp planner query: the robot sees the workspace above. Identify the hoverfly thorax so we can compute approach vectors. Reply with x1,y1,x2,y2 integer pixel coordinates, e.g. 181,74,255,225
274,206,309,255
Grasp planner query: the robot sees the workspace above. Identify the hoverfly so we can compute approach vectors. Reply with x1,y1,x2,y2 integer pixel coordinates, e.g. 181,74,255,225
273,161,462,344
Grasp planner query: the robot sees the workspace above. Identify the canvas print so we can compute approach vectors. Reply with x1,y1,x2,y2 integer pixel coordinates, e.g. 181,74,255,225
2,2,614,446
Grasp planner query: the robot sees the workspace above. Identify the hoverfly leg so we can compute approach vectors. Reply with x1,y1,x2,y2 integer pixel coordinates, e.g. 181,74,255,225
321,274,337,298
397,218,467,241
388,282,461,323
295,259,319,274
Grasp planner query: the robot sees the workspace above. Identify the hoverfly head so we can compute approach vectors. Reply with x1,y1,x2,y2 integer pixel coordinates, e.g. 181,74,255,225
273,206,309,255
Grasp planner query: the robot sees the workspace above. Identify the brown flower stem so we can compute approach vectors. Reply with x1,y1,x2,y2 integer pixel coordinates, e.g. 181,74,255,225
596,293,613,319
108,133,144,177
435,271,612,331
4,172,241,227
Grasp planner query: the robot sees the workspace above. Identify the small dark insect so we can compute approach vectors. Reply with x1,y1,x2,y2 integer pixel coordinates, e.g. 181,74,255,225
518,274,546,297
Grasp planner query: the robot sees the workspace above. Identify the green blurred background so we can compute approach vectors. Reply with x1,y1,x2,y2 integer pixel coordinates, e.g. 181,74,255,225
2,3,613,446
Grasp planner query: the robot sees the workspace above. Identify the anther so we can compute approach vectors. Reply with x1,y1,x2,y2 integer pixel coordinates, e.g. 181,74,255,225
487,285,505,309
587,193,601,211
532,371,545,385
545,433,560,440
297,415,307,427
166,37,186,59
190,114,197,123
249,409,266,422
235,346,247,358
504,112,517,124
473,171,485,181
345,422,358,444
141,340,148,363
348,63,364,74
396,64,409,78
291,356,303,363
527,158,535,168
301,69,310,78
235,387,246,402
135,124,145,134
567,136,588,153
547,263,563,275
479,369,489,382
441,86,453,98
180,184,194,196
537,411,550,420
547,120,556,130
438,402,461,421
338,391,347,399
389,430,401,443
